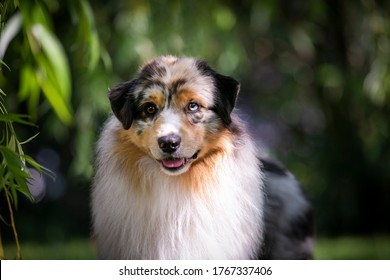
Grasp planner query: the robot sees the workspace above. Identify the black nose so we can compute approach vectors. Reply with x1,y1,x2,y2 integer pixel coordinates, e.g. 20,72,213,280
158,134,181,153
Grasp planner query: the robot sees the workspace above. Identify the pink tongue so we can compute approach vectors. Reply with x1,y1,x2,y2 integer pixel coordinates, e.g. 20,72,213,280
162,158,185,168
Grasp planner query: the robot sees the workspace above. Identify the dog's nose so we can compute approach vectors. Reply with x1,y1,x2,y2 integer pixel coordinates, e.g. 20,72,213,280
158,134,181,154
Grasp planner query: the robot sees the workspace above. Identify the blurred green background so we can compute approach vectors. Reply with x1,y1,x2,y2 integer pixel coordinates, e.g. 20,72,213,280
1,0,389,259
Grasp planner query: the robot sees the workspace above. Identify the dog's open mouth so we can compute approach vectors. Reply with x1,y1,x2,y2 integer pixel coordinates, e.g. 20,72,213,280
160,151,200,172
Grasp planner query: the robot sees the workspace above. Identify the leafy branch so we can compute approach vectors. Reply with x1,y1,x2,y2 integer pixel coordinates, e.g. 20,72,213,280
0,0,106,259
0,87,45,259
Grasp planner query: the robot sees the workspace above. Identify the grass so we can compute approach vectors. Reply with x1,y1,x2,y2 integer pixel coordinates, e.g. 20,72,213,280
315,235,390,260
3,236,390,260
3,239,97,260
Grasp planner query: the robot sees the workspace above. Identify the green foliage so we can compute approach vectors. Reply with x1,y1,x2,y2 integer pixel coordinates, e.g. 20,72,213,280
4,238,97,260
315,236,390,260
18,2,72,124
0,0,107,259
0,86,44,259
3,236,390,260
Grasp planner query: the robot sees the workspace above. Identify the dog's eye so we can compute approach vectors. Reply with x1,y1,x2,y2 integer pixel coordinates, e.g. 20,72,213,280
187,102,200,113
143,103,157,116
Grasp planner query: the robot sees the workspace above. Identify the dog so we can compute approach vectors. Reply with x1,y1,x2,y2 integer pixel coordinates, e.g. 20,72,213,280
91,56,314,259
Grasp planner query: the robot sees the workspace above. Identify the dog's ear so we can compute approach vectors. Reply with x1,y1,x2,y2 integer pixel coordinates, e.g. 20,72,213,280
213,72,240,126
108,80,138,130
196,60,240,126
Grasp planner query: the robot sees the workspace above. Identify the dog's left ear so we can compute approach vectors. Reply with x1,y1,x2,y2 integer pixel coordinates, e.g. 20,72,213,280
108,80,138,130
213,73,240,126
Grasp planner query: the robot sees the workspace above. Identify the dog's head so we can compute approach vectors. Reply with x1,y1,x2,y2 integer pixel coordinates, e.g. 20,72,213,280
109,56,240,175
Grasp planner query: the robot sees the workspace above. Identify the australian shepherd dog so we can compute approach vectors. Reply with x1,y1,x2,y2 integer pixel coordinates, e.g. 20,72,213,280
91,56,314,259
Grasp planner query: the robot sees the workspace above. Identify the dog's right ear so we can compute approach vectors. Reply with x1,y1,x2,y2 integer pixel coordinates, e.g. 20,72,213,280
108,80,138,130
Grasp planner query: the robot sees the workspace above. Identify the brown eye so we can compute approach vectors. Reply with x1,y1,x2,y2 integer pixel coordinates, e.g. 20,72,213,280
144,103,157,116
187,102,200,113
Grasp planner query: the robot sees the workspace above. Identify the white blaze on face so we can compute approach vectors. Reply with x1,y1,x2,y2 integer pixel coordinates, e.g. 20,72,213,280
157,109,182,138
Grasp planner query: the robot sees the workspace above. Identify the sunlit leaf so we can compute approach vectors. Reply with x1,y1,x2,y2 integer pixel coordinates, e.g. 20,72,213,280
0,12,22,60
25,61,72,125
18,66,36,99
80,0,100,70
20,2,53,33
40,77,73,125
88,32,100,71
18,65,41,121
30,23,71,101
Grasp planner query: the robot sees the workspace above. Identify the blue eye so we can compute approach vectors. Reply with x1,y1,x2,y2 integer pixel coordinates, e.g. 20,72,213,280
187,102,200,113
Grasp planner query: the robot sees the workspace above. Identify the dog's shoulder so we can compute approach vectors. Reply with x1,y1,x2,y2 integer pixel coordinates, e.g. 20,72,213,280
258,158,314,259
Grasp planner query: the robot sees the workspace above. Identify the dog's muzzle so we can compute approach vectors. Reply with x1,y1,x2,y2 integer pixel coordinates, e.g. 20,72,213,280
157,133,200,174
159,150,200,173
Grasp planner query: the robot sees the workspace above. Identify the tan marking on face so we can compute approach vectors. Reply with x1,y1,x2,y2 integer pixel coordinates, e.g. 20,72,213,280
119,113,169,161
175,116,205,153
174,89,207,109
176,127,235,195
146,91,165,108
172,89,209,149
114,129,152,193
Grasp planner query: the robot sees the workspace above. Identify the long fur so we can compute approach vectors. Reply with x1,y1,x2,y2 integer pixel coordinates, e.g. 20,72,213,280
91,56,313,259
